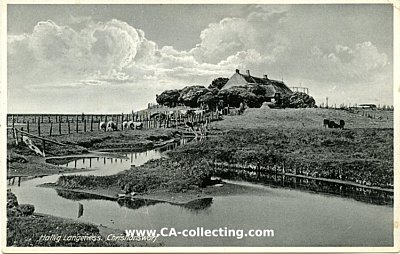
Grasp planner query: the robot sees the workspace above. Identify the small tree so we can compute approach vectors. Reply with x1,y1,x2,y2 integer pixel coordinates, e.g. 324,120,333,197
179,86,210,107
208,77,229,90
197,92,220,110
156,89,181,107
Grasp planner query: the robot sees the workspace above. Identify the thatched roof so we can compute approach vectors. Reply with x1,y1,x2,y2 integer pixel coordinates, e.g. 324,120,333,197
223,71,293,97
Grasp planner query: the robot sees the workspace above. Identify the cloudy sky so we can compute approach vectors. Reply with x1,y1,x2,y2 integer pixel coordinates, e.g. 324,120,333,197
7,4,393,113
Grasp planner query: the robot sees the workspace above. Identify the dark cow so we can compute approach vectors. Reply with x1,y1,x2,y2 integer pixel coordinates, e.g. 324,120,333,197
333,122,341,128
325,119,345,129
323,119,330,128
339,120,345,129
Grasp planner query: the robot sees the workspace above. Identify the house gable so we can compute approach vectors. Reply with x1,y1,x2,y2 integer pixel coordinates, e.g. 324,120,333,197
222,72,249,90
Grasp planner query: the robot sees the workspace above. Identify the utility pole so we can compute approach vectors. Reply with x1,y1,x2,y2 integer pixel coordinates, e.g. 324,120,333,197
326,97,329,108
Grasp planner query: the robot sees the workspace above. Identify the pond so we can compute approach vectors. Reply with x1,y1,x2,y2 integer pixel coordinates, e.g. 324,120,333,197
8,140,393,247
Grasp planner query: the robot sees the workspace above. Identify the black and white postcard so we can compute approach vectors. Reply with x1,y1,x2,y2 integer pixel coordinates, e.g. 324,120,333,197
1,1,399,253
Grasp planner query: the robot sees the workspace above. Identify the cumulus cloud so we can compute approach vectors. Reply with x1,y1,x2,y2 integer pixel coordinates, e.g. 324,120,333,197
8,19,162,88
8,9,288,90
309,41,388,82
190,17,257,63
8,5,390,108
189,6,290,66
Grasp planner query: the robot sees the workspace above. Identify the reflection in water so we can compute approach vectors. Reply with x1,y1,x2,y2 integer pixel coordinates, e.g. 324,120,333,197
56,188,213,213
214,169,393,206
115,197,213,213
182,198,213,212
56,189,115,201
117,198,163,210
77,203,84,218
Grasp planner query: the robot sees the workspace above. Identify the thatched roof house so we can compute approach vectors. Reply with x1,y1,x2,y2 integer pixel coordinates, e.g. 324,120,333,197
222,69,293,102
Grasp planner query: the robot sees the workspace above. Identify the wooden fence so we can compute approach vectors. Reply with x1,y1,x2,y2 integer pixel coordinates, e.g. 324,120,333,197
6,110,223,138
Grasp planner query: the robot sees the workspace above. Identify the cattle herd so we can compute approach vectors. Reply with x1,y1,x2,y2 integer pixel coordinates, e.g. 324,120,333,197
323,119,345,129
99,120,143,132
97,108,211,133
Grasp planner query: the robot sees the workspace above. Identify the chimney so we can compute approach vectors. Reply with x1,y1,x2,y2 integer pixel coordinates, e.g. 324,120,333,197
246,70,251,76
264,75,268,80
235,69,240,74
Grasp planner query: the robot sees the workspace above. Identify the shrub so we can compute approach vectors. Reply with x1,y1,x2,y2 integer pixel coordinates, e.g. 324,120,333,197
19,204,35,216
208,77,229,90
156,89,181,107
279,92,316,108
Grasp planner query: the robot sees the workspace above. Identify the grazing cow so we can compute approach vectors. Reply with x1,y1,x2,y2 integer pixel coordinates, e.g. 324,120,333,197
328,120,336,128
131,121,143,129
99,121,106,131
150,112,166,121
122,121,130,130
323,119,330,128
339,120,345,129
106,121,118,131
333,122,341,128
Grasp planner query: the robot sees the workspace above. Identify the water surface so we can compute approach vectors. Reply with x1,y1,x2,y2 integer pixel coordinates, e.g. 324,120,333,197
9,141,393,247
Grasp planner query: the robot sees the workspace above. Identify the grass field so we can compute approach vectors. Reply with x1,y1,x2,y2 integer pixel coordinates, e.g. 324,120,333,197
51,108,394,200
182,108,393,188
212,108,393,130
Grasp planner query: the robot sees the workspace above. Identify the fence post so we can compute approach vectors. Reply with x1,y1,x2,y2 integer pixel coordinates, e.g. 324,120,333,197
68,120,71,134
59,121,62,135
38,121,41,136
12,115,15,131
76,116,79,133
49,122,53,136
91,118,93,132
27,121,30,133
